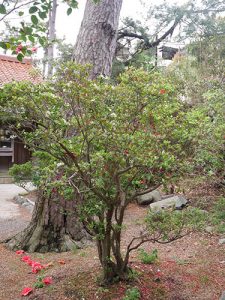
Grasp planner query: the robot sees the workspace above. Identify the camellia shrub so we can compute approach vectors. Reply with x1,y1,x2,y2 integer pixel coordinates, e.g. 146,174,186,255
0,63,208,283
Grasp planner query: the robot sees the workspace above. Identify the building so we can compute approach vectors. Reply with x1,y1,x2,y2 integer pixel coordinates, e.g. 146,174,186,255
0,55,42,182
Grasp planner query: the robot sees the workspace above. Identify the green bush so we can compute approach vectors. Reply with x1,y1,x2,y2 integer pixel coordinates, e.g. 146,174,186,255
123,287,141,300
138,248,158,264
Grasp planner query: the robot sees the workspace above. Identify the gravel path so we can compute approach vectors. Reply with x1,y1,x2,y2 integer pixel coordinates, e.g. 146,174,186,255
0,184,32,241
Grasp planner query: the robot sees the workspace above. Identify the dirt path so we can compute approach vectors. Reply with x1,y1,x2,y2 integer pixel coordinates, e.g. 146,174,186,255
0,184,31,241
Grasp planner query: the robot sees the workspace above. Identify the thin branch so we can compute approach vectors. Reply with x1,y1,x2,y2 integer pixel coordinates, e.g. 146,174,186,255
0,0,36,22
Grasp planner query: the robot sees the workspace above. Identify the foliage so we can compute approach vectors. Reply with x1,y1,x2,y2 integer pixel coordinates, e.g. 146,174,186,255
123,287,141,300
138,248,158,264
167,36,225,176
145,208,207,241
0,63,213,282
9,161,33,190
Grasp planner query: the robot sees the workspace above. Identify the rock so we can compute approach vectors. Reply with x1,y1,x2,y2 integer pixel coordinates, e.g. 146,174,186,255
219,291,225,300
150,195,187,212
205,226,214,233
137,190,162,205
219,239,225,245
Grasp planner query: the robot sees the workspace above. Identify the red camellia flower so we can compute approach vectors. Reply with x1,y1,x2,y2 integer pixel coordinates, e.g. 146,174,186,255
22,256,31,262
31,262,44,273
27,259,33,266
159,89,166,94
43,276,53,285
16,44,23,54
16,250,25,255
21,287,33,296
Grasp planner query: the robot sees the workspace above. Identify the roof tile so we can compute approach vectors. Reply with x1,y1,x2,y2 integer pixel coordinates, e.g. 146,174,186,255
0,55,43,85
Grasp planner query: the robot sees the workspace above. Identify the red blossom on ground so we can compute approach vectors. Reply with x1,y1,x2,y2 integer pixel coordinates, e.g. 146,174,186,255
31,262,44,273
27,259,33,266
21,256,31,262
159,89,166,94
43,277,53,285
16,250,25,255
124,149,129,155
21,287,33,296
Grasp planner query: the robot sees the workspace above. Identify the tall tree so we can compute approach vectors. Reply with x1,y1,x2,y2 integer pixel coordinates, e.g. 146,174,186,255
73,0,123,79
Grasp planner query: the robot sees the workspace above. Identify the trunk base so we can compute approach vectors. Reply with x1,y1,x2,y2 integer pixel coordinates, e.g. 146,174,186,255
5,193,92,253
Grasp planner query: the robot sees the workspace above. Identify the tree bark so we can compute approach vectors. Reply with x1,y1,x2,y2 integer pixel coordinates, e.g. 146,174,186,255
73,0,123,79
6,191,90,252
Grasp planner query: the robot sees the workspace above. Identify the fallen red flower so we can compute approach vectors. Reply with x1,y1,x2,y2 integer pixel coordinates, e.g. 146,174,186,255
43,276,53,285
22,256,31,262
21,287,33,296
27,259,33,266
32,262,44,273
16,250,25,255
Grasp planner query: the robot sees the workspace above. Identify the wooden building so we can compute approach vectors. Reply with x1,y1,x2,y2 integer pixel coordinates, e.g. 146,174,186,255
0,55,42,181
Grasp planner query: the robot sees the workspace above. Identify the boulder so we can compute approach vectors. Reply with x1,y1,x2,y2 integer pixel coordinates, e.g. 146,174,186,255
149,195,188,212
137,190,162,206
219,239,225,245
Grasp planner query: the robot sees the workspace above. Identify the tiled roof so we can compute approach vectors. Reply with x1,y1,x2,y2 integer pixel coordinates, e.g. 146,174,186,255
0,55,43,86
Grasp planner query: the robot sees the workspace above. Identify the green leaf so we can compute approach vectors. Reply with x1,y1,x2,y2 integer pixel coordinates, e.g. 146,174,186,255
0,42,7,50
31,15,39,25
28,35,35,43
21,34,27,42
29,6,38,14
67,8,72,16
38,11,47,19
17,53,24,62
0,4,6,14
18,11,24,16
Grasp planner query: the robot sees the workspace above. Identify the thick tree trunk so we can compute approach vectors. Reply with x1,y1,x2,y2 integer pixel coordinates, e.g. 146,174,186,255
6,191,90,252
73,0,123,79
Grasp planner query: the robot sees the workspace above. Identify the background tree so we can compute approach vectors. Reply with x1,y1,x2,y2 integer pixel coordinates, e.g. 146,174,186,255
116,0,225,66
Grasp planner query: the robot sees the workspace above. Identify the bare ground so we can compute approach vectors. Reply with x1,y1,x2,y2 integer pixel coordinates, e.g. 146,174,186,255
0,178,225,300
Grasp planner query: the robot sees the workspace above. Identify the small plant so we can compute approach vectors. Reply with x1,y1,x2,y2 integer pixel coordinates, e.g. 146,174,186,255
123,287,141,300
127,269,140,281
138,248,158,264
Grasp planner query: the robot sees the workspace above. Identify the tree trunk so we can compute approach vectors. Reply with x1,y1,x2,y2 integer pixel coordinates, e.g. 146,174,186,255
6,191,90,252
73,0,123,79
43,0,57,78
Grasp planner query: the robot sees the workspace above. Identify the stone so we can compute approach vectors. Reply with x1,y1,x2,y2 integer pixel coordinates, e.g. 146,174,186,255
150,195,188,212
205,226,214,233
137,190,162,205
219,291,225,300
219,239,225,245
